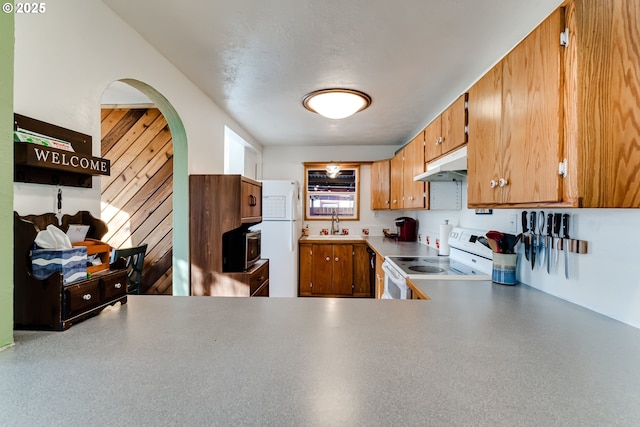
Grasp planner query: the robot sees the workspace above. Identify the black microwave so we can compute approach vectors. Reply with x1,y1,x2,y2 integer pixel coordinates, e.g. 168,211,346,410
222,228,261,272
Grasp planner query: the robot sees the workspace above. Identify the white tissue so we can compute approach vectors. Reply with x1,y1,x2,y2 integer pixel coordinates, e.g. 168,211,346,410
34,225,73,249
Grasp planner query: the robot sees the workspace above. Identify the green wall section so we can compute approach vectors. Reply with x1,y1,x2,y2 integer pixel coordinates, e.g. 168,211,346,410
0,3,15,349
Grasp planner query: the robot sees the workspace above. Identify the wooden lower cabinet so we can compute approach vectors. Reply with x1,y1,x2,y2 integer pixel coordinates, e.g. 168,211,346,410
224,259,270,297
353,244,373,297
299,242,372,297
311,244,353,295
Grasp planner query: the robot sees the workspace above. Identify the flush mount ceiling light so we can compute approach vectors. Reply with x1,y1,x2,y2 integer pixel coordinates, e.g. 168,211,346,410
302,89,372,119
326,163,341,178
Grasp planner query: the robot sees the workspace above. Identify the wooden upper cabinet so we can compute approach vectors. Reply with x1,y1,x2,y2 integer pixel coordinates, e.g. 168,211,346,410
240,178,262,221
371,159,391,210
563,0,640,207
501,9,563,204
424,95,468,163
467,64,503,205
390,151,403,210
468,0,640,208
467,8,563,207
424,116,441,164
440,94,469,156
403,132,426,209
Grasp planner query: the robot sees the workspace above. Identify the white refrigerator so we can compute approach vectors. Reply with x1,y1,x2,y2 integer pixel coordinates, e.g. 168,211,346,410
252,180,301,297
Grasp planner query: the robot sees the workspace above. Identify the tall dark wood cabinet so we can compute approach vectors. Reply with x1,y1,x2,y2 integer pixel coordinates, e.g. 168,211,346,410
189,175,269,296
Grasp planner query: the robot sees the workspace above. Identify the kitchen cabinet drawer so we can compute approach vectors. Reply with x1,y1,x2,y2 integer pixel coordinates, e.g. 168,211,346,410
249,261,269,295
101,271,127,301
222,259,270,297
252,280,269,297
64,279,101,318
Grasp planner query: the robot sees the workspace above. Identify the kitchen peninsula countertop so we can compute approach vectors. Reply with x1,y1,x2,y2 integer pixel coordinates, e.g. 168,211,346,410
2,292,640,426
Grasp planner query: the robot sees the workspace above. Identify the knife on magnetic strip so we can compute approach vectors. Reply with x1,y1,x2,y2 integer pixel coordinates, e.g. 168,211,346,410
537,210,545,267
529,211,536,269
553,213,562,267
546,213,553,274
521,211,530,261
562,213,570,279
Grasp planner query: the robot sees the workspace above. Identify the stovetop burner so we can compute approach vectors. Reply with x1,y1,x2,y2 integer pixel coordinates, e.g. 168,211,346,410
385,253,490,280
408,265,445,274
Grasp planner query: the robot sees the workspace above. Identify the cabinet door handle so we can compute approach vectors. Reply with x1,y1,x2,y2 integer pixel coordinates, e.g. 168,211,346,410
257,276,264,281
490,180,498,188
335,257,339,262
114,282,122,289
498,178,509,188
249,195,257,206
325,256,330,262
82,293,92,301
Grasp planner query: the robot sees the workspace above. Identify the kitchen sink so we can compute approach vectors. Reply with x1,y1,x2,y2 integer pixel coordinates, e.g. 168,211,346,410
307,235,364,240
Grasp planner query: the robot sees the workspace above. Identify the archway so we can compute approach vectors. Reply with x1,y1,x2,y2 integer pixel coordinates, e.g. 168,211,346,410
100,79,189,296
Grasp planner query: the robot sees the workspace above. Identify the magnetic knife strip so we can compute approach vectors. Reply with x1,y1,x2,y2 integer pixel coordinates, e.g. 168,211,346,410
520,211,588,278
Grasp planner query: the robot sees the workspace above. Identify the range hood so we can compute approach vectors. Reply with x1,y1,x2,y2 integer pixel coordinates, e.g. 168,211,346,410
414,145,467,182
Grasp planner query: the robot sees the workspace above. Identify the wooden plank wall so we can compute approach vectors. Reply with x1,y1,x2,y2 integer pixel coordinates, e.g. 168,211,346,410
100,108,173,295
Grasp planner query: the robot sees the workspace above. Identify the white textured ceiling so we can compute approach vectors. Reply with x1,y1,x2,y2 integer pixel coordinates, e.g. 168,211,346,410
102,0,562,147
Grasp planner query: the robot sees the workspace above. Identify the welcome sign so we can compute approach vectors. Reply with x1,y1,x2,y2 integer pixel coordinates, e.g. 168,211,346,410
16,144,110,176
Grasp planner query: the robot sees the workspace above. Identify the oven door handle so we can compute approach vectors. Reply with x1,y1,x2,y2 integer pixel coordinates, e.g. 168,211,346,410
382,261,404,282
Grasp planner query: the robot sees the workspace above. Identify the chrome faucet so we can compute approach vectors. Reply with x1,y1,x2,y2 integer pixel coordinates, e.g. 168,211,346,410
331,210,340,235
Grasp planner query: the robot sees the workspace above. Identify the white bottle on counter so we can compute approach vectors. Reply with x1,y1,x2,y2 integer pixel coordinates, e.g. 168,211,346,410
439,220,453,256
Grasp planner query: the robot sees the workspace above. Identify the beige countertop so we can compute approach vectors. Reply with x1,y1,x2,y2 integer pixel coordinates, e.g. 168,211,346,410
2,294,639,426
299,235,440,258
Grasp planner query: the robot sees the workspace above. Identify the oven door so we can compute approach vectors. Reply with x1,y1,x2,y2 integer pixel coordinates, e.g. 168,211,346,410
381,260,408,299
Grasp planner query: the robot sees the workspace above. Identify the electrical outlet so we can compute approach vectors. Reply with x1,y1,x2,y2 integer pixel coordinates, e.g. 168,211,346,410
509,214,518,233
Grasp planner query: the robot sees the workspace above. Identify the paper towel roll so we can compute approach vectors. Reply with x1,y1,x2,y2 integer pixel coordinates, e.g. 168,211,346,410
439,220,453,256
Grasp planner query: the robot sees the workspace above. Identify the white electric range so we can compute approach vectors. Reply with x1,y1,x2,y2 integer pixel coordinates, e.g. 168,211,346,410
381,227,493,299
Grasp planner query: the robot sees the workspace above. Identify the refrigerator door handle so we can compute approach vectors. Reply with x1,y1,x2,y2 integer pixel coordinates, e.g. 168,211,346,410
290,220,295,252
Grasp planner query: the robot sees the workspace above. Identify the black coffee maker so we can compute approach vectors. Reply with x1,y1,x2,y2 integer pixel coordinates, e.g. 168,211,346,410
395,217,417,242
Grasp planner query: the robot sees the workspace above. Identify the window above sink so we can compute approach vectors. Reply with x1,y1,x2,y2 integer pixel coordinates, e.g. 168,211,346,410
304,163,360,221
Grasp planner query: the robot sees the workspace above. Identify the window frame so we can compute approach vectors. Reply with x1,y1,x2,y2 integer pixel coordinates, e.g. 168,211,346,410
304,163,360,221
